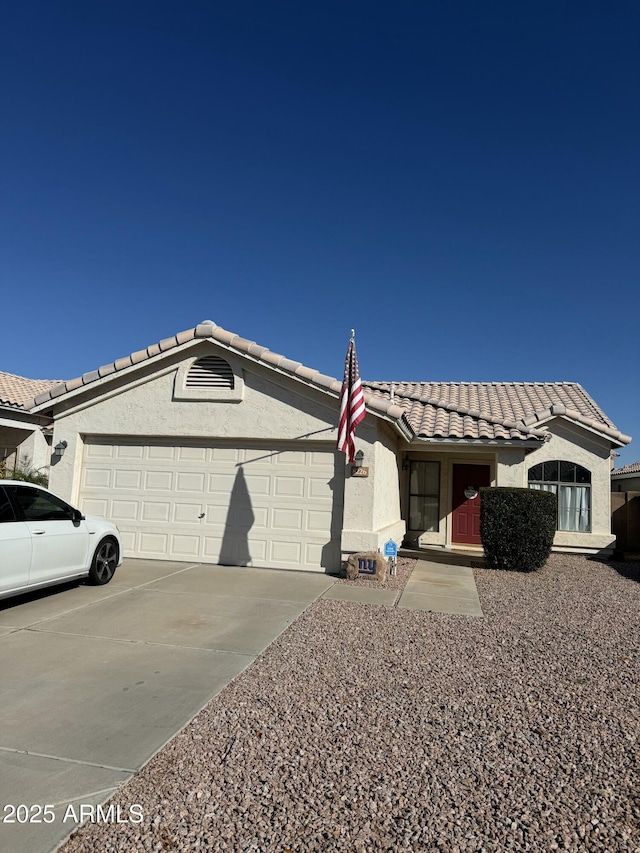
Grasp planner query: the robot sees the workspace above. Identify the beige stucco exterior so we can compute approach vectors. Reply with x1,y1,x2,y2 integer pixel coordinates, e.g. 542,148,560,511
0,410,51,474
44,339,406,571
341,420,405,554
400,418,617,555
33,336,623,566
522,418,616,552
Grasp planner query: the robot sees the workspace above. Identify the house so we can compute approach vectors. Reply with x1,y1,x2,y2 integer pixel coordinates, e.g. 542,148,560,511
0,372,58,473
611,461,640,492
23,320,631,572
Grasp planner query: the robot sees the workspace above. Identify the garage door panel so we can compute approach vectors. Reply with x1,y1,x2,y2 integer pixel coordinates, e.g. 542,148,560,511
207,474,236,494
120,530,137,552
141,502,171,522
80,439,343,572
272,508,303,530
176,472,205,492
84,468,111,489
114,470,142,490
116,445,144,460
309,477,334,499
275,450,306,466
306,510,332,533
178,446,208,461
243,448,274,464
171,534,200,557
242,474,270,495
139,531,169,554
85,442,114,460
173,503,203,524
274,477,305,497
212,447,240,462
111,500,139,521
202,536,224,559
271,540,302,563
148,445,175,460
201,504,229,525
145,471,174,491
249,507,269,529
82,498,110,517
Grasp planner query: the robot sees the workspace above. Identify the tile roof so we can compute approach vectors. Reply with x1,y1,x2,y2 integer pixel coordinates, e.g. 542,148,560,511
0,371,60,409
27,320,411,432
363,381,631,445
23,321,631,447
611,461,640,476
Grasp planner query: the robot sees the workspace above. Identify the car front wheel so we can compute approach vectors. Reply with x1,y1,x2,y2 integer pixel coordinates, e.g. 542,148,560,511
88,538,119,585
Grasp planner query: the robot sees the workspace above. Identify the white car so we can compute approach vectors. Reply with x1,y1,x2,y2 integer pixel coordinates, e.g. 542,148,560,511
0,480,122,601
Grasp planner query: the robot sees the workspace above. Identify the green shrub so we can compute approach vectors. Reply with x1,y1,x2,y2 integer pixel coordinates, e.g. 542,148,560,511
0,455,49,487
480,487,556,572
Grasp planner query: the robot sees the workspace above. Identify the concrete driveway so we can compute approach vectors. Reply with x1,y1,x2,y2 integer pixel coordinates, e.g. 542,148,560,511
0,559,334,853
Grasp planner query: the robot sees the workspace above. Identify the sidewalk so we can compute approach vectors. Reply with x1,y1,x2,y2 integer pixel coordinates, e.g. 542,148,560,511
321,559,483,616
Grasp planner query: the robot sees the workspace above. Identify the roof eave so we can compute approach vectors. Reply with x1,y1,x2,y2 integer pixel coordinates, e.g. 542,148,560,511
532,414,632,448
28,328,412,436
412,436,545,448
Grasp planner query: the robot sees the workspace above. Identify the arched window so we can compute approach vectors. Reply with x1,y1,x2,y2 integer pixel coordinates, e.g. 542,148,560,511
186,356,234,390
528,461,591,532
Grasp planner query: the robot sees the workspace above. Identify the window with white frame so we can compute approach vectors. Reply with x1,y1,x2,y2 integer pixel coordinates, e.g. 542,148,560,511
408,460,440,532
528,461,591,532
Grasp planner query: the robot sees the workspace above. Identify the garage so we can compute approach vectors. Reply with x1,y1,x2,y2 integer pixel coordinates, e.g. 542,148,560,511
78,437,344,572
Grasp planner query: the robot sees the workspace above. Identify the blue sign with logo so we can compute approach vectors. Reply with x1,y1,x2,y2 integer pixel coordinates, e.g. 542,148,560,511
383,539,398,558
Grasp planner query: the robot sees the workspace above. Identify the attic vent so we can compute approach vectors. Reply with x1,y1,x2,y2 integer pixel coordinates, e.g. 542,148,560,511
186,356,234,389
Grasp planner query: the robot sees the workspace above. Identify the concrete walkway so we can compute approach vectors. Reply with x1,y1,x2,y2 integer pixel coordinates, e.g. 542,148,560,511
0,560,334,853
397,560,483,615
323,559,483,616
0,557,481,853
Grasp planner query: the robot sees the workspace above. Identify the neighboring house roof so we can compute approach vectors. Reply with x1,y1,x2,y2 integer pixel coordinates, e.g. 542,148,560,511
0,371,60,410
22,320,632,447
362,380,631,445
612,461,640,477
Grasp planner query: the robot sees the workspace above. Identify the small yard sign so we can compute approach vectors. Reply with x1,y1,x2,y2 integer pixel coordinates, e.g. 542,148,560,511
383,539,398,558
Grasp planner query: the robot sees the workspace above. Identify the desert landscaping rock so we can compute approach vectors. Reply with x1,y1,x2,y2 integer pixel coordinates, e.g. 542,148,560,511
59,555,639,852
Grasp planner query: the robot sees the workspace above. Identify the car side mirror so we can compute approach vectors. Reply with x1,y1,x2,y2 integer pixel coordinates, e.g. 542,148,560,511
72,508,85,524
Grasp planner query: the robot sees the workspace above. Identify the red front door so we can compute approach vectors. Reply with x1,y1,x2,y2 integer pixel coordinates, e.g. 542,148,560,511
451,464,491,545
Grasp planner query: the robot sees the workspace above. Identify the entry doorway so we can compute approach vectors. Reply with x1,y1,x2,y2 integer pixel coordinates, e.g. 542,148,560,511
451,463,491,546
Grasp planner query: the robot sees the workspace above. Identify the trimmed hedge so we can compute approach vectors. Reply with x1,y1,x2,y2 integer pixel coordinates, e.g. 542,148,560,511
480,487,557,572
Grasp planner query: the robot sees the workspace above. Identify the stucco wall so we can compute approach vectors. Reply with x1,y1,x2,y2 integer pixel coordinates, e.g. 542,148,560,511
400,428,615,554
340,420,405,555
47,343,344,502
401,446,499,548
0,423,50,474
44,342,405,559
522,419,615,551
340,420,406,554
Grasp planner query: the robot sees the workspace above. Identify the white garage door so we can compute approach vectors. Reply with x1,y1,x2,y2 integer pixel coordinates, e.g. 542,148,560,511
79,438,343,572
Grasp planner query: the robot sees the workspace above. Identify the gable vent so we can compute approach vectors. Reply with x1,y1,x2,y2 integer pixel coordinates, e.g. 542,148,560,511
186,356,234,389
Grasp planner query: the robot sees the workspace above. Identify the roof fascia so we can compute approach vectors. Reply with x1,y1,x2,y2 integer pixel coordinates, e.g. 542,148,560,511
30,335,408,433
533,414,630,448
0,404,50,427
412,436,543,449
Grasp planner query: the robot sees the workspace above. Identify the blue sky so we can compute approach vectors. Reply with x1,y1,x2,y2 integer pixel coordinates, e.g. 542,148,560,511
1,2,638,464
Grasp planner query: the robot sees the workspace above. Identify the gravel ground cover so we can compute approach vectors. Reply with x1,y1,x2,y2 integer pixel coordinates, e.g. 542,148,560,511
333,556,417,592
60,555,639,853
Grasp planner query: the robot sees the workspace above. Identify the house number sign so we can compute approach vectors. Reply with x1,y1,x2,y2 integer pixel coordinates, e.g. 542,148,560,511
464,486,479,500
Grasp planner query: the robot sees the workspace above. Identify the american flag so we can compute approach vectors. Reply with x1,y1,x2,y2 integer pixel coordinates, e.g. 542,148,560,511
337,336,366,464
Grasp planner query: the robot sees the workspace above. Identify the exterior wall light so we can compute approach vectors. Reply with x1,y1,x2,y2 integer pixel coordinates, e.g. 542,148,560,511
53,441,68,459
350,449,369,478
